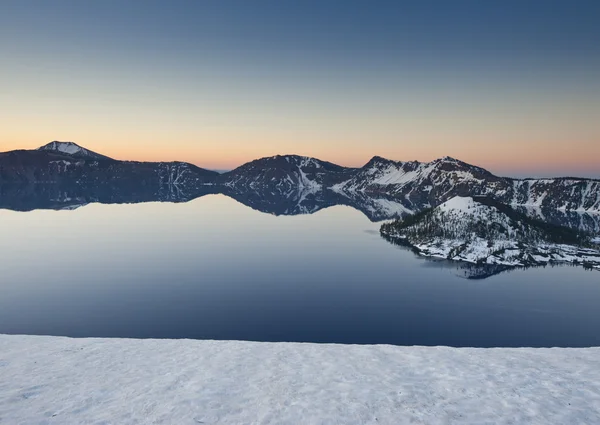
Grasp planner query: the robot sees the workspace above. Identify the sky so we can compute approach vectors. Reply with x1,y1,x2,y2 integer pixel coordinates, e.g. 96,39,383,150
1,0,599,177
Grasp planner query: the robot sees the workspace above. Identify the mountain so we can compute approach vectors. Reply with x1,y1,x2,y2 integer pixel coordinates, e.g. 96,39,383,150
380,196,600,270
37,141,113,161
333,156,600,213
218,154,354,192
220,185,413,220
0,142,218,187
388,195,591,245
333,155,500,195
2,180,599,236
507,178,600,212
0,181,221,211
513,205,600,235
1,142,599,218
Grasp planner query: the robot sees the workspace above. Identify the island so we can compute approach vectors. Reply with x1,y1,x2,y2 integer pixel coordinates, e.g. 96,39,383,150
380,196,600,271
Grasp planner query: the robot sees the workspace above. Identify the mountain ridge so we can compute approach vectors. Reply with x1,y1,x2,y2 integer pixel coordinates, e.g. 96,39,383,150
37,141,113,161
380,195,600,270
1,142,598,214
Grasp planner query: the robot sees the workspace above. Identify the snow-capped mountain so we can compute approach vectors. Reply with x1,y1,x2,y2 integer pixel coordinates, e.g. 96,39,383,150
333,156,600,213
333,155,500,194
0,144,218,187
218,155,354,192
221,154,600,216
1,142,599,217
380,196,600,269
37,141,113,161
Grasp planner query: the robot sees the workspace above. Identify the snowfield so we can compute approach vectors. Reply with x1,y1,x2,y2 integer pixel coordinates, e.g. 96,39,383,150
1,335,600,424
39,141,85,155
36,141,110,160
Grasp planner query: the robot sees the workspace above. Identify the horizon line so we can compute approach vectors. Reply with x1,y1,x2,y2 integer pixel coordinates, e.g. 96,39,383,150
4,140,599,181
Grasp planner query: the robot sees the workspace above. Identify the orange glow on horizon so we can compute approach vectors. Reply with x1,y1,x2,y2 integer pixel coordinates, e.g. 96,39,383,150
1,133,598,178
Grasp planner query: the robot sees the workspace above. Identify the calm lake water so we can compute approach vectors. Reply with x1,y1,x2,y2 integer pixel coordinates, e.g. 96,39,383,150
1,194,599,347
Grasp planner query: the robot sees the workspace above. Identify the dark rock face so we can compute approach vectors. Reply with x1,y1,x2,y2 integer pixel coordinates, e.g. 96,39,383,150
217,155,355,191
0,149,219,187
0,183,221,211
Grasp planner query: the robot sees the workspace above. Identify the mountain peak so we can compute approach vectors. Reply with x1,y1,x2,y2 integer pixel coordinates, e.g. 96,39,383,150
364,155,400,167
39,141,83,154
37,141,112,160
431,155,462,165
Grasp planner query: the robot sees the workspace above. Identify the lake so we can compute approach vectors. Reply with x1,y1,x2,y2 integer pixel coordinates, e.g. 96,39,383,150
1,194,599,347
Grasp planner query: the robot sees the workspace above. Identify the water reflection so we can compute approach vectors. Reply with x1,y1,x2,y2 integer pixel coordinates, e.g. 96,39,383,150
0,194,599,346
2,183,599,232
1,183,599,281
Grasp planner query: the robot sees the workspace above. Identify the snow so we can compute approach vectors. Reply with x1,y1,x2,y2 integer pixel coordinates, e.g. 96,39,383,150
437,195,478,213
40,141,84,155
383,196,600,268
448,170,484,183
412,238,522,265
48,160,74,173
411,236,600,267
326,157,600,214
511,179,600,213
1,335,600,425
329,180,352,192
296,166,320,191
370,198,413,217
372,166,418,185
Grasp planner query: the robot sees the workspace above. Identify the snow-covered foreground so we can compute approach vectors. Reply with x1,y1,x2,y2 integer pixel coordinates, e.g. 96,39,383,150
1,335,600,424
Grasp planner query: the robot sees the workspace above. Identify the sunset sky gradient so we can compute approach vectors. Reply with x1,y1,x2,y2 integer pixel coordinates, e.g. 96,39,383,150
1,0,599,177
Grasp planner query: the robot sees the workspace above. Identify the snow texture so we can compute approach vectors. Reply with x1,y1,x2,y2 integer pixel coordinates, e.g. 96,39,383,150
1,335,600,424
39,141,86,155
37,141,110,160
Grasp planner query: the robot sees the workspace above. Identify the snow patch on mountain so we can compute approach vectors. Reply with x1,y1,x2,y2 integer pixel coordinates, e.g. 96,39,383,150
37,141,112,160
332,156,496,198
438,195,479,213
41,141,84,155
220,154,352,193
381,196,600,269
510,179,600,213
372,165,419,185
331,156,600,214
369,198,414,217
